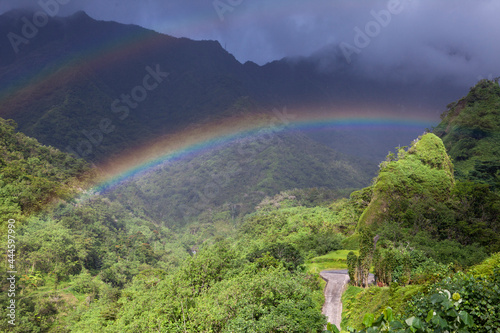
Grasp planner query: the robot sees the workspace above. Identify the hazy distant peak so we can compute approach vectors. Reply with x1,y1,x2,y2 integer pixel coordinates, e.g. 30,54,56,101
68,10,92,21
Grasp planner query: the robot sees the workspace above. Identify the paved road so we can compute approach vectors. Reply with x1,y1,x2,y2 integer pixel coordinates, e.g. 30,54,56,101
320,270,375,329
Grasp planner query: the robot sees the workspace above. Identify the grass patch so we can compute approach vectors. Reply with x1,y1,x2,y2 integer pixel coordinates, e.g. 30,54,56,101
340,283,424,331
342,233,360,250
305,250,359,274
341,285,391,330
342,285,364,304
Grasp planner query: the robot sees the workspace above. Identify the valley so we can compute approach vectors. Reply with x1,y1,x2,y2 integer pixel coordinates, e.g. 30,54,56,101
1,82,498,331
0,6,499,333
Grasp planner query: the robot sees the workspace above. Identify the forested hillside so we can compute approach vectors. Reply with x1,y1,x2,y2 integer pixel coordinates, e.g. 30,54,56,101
0,114,345,331
336,81,500,332
0,80,499,332
0,118,91,224
107,131,374,228
435,79,500,189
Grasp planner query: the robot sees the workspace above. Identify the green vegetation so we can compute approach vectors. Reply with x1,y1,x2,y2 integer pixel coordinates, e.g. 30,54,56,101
107,131,373,229
346,132,489,287
306,250,359,273
338,256,499,333
1,161,361,332
336,80,500,332
435,79,500,189
1,80,499,332
353,131,499,265
341,284,424,331
0,118,92,225
1,191,347,332
68,243,325,333
357,133,454,231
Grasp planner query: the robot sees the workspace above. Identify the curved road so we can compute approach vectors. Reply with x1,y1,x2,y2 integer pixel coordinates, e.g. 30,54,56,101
320,270,375,329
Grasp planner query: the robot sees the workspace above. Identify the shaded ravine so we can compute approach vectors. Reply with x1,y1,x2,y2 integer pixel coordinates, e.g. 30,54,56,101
320,270,375,328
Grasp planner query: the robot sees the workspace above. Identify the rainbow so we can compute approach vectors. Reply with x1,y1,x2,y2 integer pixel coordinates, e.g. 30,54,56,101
94,108,437,193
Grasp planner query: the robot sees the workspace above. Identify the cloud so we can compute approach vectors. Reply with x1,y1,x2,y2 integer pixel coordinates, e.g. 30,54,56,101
318,0,500,86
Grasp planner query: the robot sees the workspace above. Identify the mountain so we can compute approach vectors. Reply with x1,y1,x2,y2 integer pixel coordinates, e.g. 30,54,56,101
343,80,500,255
434,79,500,189
1,10,252,163
342,82,500,288
337,83,500,330
106,130,375,227
0,10,467,166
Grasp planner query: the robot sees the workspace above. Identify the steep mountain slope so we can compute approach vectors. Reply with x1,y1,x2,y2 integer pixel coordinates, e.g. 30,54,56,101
107,130,375,227
434,79,500,189
0,117,91,222
343,81,500,257
343,136,498,290
1,10,254,162
0,10,467,166
353,132,498,253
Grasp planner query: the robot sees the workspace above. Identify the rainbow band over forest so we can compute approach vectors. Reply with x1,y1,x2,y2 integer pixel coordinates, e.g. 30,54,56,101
94,110,437,193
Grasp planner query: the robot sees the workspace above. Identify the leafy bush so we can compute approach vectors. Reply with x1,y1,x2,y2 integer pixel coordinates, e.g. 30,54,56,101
339,290,474,333
373,244,452,286
247,242,304,272
407,270,500,332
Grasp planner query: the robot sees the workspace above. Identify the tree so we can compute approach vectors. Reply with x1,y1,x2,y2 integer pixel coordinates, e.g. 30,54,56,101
358,228,376,288
347,251,359,286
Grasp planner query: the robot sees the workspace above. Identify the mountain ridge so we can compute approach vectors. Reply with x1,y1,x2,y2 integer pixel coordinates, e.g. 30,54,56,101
1,9,468,166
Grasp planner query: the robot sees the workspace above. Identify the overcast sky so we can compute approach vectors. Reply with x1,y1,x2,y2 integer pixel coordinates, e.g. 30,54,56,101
1,0,499,86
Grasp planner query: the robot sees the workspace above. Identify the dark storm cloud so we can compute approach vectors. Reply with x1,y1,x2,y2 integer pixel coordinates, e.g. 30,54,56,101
1,0,499,86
